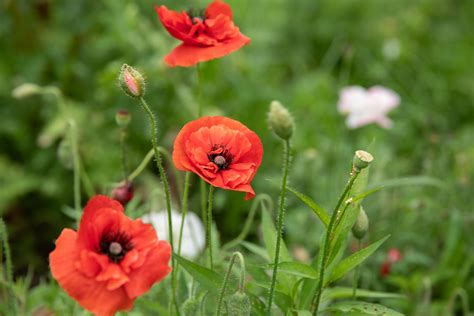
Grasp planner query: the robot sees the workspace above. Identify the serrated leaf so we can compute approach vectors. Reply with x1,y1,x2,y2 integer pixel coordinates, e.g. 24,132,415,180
324,301,404,315
264,261,319,279
352,176,443,203
287,187,330,228
328,235,390,284
174,254,222,291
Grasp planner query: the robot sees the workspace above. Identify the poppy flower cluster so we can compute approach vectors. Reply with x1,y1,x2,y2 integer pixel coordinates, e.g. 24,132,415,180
50,195,171,316
172,116,263,200
156,0,250,67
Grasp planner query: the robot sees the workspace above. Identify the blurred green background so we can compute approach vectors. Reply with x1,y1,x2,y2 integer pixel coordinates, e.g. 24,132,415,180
1,0,473,314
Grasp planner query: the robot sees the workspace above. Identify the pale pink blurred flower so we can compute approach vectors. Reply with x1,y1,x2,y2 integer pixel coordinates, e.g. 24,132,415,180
338,86,400,129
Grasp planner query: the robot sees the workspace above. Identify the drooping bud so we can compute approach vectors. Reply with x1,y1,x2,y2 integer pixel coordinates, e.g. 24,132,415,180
111,181,134,206
268,100,294,140
353,150,374,172
115,109,131,128
57,138,73,170
225,292,251,316
12,83,42,99
352,206,369,239
118,64,145,98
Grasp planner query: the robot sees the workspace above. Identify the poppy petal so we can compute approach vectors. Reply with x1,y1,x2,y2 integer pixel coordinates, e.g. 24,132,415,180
206,0,233,19
164,34,250,67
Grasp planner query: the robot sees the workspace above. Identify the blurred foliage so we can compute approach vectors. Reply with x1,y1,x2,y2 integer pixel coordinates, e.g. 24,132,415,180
0,0,473,314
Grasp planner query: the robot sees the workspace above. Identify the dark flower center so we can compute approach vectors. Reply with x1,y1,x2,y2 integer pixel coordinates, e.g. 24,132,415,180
99,231,133,263
208,144,232,170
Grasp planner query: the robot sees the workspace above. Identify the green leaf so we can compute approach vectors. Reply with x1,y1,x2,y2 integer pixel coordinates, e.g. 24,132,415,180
287,187,330,228
325,287,405,299
352,176,443,203
174,254,222,291
324,301,404,315
328,235,390,284
264,261,319,279
241,242,270,262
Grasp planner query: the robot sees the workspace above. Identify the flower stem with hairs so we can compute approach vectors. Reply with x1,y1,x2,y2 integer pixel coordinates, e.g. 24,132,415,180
216,252,246,316
206,185,215,269
266,139,291,314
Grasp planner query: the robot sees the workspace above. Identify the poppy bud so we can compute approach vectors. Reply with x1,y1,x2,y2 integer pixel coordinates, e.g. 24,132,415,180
115,109,131,128
111,181,134,206
225,292,251,316
268,100,294,140
118,64,146,98
182,297,200,315
57,138,73,170
12,83,42,99
353,150,374,172
352,206,369,239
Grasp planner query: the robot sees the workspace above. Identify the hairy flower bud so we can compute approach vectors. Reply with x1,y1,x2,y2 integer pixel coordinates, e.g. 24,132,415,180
352,206,369,239
353,150,374,171
115,109,131,128
268,100,294,140
111,181,134,206
225,292,251,316
182,297,200,315
118,64,145,98
12,83,42,99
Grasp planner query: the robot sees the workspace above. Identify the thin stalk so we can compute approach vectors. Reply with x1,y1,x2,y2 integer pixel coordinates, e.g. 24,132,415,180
216,252,246,316
120,128,129,180
222,194,274,251
178,172,192,255
266,139,291,314
0,218,18,313
351,239,362,299
312,169,360,315
196,64,203,117
206,185,215,269
79,160,95,198
68,120,81,225
137,97,179,315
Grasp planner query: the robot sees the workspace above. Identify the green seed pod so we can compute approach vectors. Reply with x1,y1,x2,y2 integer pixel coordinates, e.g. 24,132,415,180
353,150,374,172
352,206,369,239
225,292,251,316
268,100,294,140
118,64,146,98
57,138,73,170
115,109,131,128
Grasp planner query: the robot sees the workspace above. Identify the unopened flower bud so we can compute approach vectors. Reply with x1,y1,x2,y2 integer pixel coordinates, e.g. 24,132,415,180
119,64,145,98
352,206,369,239
353,150,374,171
12,83,42,99
57,138,73,170
268,100,294,140
115,109,131,128
225,292,251,316
111,181,134,206
182,297,200,315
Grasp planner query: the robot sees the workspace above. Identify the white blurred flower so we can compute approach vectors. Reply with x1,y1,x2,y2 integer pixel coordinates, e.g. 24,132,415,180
142,209,205,259
338,85,400,129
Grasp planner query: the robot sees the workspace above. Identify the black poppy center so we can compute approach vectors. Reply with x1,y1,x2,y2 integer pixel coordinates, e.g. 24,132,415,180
208,145,233,170
99,231,133,263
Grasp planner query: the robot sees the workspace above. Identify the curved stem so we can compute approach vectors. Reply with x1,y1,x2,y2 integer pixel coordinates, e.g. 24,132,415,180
138,97,179,315
216,252,246,316
312,168,360,315
206,185,215,270
266,139,291,314
222,194,274,251
178,172,192,255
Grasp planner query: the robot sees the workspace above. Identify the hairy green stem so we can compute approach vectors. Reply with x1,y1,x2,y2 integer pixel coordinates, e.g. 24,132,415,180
351,239,362,299
216,252,246,316
0,218,18,313
68,120,81,225
222,194,274,251
312,168,360,315
120,129,129,180
206,185,215,270
178,172,192,255
138,97,179,315
196,64,203,117
266,139,291,314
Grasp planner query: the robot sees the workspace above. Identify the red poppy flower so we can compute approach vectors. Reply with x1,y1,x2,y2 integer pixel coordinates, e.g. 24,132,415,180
173,116,263,200
155,0,250,67
49,195,171,316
